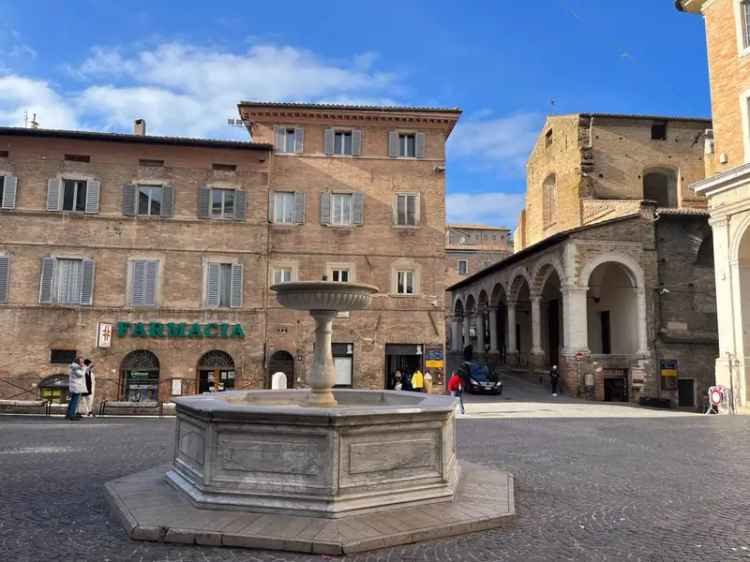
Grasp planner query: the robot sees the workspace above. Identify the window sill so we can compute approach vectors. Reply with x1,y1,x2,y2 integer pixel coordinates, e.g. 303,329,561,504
270,222,302,227
274,152,301,156
324,224,357,229
393,224,420,229
391,293,419,298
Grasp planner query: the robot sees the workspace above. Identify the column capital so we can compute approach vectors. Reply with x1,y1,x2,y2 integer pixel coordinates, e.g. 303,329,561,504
530,295,543,304
709,215,729,230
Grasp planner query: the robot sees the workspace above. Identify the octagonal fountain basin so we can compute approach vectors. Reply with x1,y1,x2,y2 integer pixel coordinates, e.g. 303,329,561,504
166,388,459,518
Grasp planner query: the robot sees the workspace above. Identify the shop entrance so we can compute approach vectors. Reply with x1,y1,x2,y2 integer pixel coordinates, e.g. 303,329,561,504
385,344,423,390
197,350,236,393
120,350,160,402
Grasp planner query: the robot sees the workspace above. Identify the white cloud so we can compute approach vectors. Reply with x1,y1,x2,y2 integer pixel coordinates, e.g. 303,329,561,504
448,112,543,174
446,192,525,229
0,75,78,129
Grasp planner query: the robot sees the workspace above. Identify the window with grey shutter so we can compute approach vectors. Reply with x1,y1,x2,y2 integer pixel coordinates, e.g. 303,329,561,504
80,259,95,305
122,184,136,216
145,260,158,306
388,131,399,158
352,130,362,156
352,192,364,225
0,255,9,303
294,192,306,224
39,257,55,304
267,192,275,223
1,176,17,209
233,190,246,221
85,180,100,214
324,128,335,155
415,132,426,159
198,186,211,218
230,263,243,308
47,178,61,211
274,126,284,152
320,192,331,225
130,259,159,307
161,185,175,217
206,262,220,308
294,127,304,153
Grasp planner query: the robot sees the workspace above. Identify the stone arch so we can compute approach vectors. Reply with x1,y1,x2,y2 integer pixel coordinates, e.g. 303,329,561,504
477,289,489,310
197,350,236,393
729,211,750,261
120,350,160,402
268,350,295,389
453,297,465,318
531,255,566,296
197,350,235,370
490,281,507,306
121,349,160,370
508,267,531,301
579,252,645,290
465,293,477,316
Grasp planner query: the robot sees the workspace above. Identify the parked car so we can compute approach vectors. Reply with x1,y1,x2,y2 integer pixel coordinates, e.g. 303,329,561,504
458,361,503,395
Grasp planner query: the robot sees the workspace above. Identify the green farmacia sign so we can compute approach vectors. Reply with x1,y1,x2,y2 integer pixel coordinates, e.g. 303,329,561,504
117,321,246,339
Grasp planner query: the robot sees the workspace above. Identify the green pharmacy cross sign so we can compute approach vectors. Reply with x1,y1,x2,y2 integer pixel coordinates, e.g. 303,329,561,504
117,321,246,339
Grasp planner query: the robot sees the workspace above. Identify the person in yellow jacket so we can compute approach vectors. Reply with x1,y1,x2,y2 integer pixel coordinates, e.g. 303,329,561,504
411,369,425,392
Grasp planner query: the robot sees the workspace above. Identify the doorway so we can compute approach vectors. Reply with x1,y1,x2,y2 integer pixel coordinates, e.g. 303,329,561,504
385,344,423,390
197,350,235,393
268,350,295,389
604,374,628,402
120,350,160,402
678,379,695,408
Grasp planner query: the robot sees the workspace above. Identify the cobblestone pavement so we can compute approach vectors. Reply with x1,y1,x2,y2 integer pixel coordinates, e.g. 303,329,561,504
1,387,749,561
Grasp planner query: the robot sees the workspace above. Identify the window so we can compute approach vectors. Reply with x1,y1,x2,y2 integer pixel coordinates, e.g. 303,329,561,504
458,260,468,275
38,257,95,306
276,127,303,154
330,193,352,225
64,154,90,163
741,0,750,50
397,270,415,295
273,267,293,284
139,159,164,167
206,262,243,308
138,186,163,216
334,131,353,155
333,343,353,387
399,133,416,157
50,349,77,364
331,268,350,282
62,179,87,212
210,189,235,219
129,259,159,307
212,163,237,172
273,191,296,224
395,193,419,226
651,121,667,141
643,170,677,208
545,129,553,148
0,254,8,303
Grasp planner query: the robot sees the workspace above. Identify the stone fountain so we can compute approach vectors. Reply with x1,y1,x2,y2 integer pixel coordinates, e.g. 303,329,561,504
106,282,515,555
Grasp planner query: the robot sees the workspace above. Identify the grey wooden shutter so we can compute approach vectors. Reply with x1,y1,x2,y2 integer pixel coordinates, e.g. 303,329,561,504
206,263,220,308
161,185,175,217
294,127,304,153
415,132,426,159
85,180,100,214
131,260,146,306
388,131,399,158
268,192,275,223
352,192,364,225
274,126,284,151
122,184,136,216
2,176,17,209
319,192,331,225
324,128,335,155
198,186,211,218
0,255,8,304
79,258,95,305
230,263,243,308
47,178,61,211
352,130,362,156
294,192,306,224
145,260,158,306
233,190,246,221
39,257,56,304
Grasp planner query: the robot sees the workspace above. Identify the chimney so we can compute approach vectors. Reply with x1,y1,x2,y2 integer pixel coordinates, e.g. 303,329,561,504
134,119,146,136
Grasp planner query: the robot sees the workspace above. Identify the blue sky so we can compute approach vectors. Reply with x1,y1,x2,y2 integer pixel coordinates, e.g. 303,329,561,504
0,1,710,228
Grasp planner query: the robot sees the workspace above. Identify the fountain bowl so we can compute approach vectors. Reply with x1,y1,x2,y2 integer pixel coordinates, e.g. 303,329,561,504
270,281,378,311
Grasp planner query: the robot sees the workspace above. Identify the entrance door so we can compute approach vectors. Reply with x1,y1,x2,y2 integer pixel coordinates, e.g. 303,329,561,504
268,351,295,389
604,377,627,402
678,379,695,407
124,370,160,401
198,369,235,393
385,344,422,390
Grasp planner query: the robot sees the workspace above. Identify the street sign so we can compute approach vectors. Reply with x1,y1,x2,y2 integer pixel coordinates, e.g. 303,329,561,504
97,323,112,348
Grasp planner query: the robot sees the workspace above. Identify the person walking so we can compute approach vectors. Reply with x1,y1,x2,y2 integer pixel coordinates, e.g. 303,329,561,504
411,369,425,393
447,370,465,415
549,364,561,397
78,359,96,417
66,358,86,421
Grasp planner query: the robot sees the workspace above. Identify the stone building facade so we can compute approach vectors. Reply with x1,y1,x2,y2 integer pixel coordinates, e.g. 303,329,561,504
679,0,750,411
448,113,717,409
445,224,512,288
0,102,461,403
514,114,710,250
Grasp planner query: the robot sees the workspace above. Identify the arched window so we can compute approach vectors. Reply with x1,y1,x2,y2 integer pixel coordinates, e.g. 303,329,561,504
543,174,557,227
643,169,677,208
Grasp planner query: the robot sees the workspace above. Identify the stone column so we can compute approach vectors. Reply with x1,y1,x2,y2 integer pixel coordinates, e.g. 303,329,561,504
506,301,517,365
451,319,461,352
488,307,499,353
561,286,589,354
463,315,471,351
530,296,544,355
636,288,649,356
309,310,338,407
476,310,486,354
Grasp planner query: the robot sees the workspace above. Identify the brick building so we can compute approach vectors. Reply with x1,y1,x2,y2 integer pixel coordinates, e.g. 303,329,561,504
445,224,512,288
678,0,750,411
0,102,461,403
448,114,717,409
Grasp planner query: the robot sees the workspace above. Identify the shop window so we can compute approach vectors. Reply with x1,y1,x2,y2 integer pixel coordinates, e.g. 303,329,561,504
197,350,236,393
121,350,160,402
333,343,353,387
50,349,76,364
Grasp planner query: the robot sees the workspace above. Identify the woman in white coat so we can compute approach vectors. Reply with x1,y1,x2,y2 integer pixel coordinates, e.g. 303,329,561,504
78,359,96,417
66,358,87,420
